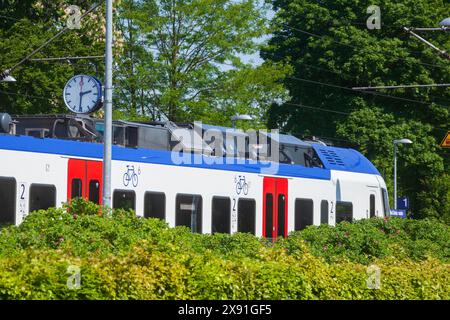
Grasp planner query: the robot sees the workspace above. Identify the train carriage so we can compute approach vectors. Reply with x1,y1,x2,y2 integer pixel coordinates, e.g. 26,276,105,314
0,127,390,238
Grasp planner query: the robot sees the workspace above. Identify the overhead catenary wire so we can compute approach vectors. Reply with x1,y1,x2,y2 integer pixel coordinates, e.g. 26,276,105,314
29,55,105,62
5,2,103,74
13,6,444,110
261,50,450,104
283,101,350,116
261,24,450,106
260,49,450,104
287,76,450,108
187,57,450,119
0,89,54,101
2,7,447,124
287,132,355,144
3,83,447,132
284,98,447,132
295,60,450,101
276,23,449,70
353,83,450,90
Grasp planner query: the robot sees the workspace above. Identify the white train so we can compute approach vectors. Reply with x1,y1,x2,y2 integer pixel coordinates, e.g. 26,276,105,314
0,116,390,238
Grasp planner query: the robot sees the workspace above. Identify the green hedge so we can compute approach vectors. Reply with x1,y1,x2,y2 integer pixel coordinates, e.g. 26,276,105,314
283,217,450,264
0,199,448,300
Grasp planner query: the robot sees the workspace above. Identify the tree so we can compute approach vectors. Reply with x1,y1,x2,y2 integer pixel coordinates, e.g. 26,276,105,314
114,0,157,120
0,1,105,115
416,174,450,224
114,0,290,126
336,107,446,218
263,0,449,219
264,0,449,138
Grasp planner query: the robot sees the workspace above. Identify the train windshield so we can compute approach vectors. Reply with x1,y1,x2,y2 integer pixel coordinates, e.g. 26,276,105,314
381,188,390,217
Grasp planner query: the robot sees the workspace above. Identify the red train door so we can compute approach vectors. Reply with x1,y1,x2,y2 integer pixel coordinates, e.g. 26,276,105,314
263,177,288,239
67,159,103,205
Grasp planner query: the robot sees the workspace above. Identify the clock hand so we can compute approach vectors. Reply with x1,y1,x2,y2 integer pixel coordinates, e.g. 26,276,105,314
78,77,84,112
80,90,92,96
79,92,84,112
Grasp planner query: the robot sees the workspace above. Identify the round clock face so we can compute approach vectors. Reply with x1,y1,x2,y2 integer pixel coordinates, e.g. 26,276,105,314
63,75,102,114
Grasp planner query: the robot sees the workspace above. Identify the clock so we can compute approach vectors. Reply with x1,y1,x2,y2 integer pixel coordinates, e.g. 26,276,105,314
63,75,102,114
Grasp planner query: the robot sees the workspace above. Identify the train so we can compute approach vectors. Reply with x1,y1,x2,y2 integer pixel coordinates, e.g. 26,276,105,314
0,113,390,238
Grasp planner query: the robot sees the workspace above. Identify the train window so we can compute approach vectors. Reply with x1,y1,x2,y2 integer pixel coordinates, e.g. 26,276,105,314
0,177,16,225
53,120,67,138
237,199,256,235
29,184,56,212
294,198,313,231
113,190,135,211
176,194,202,233
370,194,376,218
211,197,230,234
265,194,273,238
126,126,138,148
278,194,286,237
336,202,353,223
144,192,166,220
113,126,125,145
320,200,329,225
71,179,83,199
89,180,100,204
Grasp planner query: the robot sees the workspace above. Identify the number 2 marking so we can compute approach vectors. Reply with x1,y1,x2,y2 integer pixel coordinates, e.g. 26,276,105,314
20,184,25,200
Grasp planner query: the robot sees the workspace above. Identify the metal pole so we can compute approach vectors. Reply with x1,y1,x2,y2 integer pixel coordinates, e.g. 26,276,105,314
102,0,113,209
411,27,449,31
404,27,450,60
394,143,397,210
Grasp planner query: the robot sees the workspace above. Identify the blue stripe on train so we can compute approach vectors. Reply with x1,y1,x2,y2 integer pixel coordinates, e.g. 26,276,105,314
0,134,377,179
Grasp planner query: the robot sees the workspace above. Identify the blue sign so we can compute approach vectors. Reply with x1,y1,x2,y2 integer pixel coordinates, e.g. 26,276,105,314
397,197,409,210
390,209,407,218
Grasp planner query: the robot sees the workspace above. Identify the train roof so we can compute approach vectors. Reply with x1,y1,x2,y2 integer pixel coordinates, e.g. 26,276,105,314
200,124,312,147
254,131,313,147
0,134,380,178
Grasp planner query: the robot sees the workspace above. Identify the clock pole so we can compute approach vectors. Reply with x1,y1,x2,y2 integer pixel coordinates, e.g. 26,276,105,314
102,0,113,209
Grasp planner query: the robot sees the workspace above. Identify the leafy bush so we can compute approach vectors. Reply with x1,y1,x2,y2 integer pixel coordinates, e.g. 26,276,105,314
282,217,450,264
0,200,449,299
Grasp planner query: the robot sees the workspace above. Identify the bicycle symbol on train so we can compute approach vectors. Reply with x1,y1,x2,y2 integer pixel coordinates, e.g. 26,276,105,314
123,165,141,187
235,175,249,195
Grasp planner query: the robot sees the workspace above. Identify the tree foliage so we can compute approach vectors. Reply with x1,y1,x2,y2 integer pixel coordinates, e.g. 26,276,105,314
114,0,291,125
263,0,449,218
0,1,105,114
1,1,290,127
336,107,448,218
